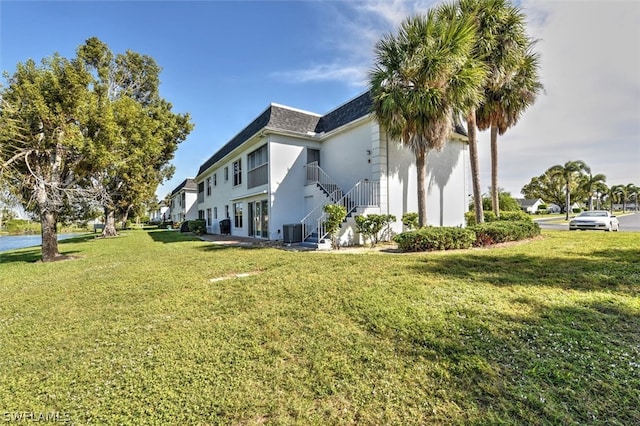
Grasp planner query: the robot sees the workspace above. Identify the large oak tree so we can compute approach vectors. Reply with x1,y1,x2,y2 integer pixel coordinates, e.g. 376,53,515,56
0,38,192,260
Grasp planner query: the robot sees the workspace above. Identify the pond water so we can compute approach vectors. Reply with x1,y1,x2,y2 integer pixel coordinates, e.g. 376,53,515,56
0,233,85,253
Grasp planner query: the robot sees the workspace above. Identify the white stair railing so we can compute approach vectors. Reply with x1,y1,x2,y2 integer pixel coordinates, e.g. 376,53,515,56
307,180,381,244
305,162,343,197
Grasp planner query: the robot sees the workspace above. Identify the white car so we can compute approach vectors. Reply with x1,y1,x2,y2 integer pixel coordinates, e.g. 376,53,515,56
569,211,619,232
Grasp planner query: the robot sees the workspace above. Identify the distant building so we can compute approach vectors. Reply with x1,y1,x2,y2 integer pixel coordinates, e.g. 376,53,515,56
169,178,197,223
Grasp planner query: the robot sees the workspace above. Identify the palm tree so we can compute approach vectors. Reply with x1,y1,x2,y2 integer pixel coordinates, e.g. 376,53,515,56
451,0,541,222
629,184,640,211
369,10,485,227
478,44,543,216
591,181,608,210
549,160,591,220
580,173,607,211
609,184,625,213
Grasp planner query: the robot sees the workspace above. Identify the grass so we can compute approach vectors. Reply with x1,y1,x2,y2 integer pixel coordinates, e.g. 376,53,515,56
0,229,638,425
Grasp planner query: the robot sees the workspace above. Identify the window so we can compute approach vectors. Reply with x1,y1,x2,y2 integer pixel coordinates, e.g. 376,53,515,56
213,173,217,187
225,205,229,219
233,159,242,186
206,208,212,227
181,193,185,208
234,202,243,228
197,182,205,203
206,178,211,196
224,167,229,182
198,210,204,220
214,206,218,220
248,145,268,188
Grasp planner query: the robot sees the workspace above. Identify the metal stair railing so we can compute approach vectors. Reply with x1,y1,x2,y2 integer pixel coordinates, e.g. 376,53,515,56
314,180,381,244
305,162,343,198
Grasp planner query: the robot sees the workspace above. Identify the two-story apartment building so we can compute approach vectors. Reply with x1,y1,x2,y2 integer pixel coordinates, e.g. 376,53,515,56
194,91,469,246
169,178,198,223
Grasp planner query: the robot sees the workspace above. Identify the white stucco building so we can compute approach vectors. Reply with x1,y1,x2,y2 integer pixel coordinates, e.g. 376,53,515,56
169,178,198,223
194,91,469,247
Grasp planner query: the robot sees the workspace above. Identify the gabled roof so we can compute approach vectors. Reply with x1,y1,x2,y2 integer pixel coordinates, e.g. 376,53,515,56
196,90,468,177
170,178,197,196
516,198,543,207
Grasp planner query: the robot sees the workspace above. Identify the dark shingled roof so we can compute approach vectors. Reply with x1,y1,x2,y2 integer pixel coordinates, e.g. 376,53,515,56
170,178,197,196
196,92,373,177
196,90,468,176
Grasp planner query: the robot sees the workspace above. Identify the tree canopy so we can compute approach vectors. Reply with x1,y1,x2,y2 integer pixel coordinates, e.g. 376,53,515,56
0,38,193,260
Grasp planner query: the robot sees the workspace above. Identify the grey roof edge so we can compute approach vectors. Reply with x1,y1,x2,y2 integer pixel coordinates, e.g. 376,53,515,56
196,91,469,178
170,178,196,196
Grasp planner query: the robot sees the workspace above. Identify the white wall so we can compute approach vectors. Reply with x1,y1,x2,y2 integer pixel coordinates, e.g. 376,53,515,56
385,137,468,233
269,135,316,239
321,120,373,191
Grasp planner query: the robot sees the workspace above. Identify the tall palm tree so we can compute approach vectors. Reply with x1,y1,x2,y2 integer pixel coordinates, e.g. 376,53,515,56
478,44,543,216
549,160,591,220
369,9,485,227
453,0,541,222
580,172,607,211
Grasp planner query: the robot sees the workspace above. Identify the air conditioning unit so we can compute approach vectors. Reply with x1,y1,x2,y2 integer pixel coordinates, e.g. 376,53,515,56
283,223,303,243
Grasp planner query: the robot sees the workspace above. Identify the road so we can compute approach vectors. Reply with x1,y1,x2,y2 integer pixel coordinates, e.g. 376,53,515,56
535,212,640,232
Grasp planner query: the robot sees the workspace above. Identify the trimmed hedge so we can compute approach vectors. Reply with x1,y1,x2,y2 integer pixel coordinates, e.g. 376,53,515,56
393,221,540,252
188,219,206,235
393,227,476,252
465,210,532,225
469,220,540,247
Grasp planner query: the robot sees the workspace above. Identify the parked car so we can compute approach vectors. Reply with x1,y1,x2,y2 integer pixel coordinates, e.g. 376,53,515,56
569,211,619,232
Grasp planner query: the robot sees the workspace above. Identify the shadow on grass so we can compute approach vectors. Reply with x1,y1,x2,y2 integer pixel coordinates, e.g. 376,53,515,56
0,233,94,264
0,248,81,263
348,288,639,423
145,229,200,244
408,249,639,296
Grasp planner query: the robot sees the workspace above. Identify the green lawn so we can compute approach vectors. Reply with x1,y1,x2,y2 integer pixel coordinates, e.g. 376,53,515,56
0,229,638,425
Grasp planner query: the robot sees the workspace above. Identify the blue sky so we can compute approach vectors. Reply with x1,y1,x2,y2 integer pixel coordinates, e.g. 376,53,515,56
2,0,639,201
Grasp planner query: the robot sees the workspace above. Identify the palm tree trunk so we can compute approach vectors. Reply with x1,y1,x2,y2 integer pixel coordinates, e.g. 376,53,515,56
416,147,428,228
490,124,499,217
467,110,484,224
565,184,570,221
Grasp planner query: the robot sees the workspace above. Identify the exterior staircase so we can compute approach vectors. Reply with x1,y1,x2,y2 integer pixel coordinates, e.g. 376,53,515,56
301,162,380,248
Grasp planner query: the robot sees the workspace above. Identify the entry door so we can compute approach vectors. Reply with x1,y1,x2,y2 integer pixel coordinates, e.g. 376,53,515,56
251,200,269,238
307,148,320,166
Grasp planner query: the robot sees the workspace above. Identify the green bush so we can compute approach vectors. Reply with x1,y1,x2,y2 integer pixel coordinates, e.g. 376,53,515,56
465,210,532,225
188,219,206,235
401,212,419,230
355,214,396,247
470,221,540,247
572,208,582,214
158,221,174,229
393,227,476,252
323,204,347,249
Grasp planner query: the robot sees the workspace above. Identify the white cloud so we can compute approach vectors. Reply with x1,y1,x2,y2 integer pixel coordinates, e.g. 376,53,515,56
273,0,640,194
270,63,368,87
488,0,640,195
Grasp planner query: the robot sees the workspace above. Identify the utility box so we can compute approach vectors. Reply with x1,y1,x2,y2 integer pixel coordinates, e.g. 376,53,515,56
283,223,303,243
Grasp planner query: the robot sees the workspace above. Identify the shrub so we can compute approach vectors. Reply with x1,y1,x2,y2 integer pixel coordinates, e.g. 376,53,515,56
323,204,347,249
393,227,476,252
355,214,396,247
188,219,206,235
158,221,174,229
572,207,582,214
470,221,540,247
465,210,532,225
401,212,419,230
